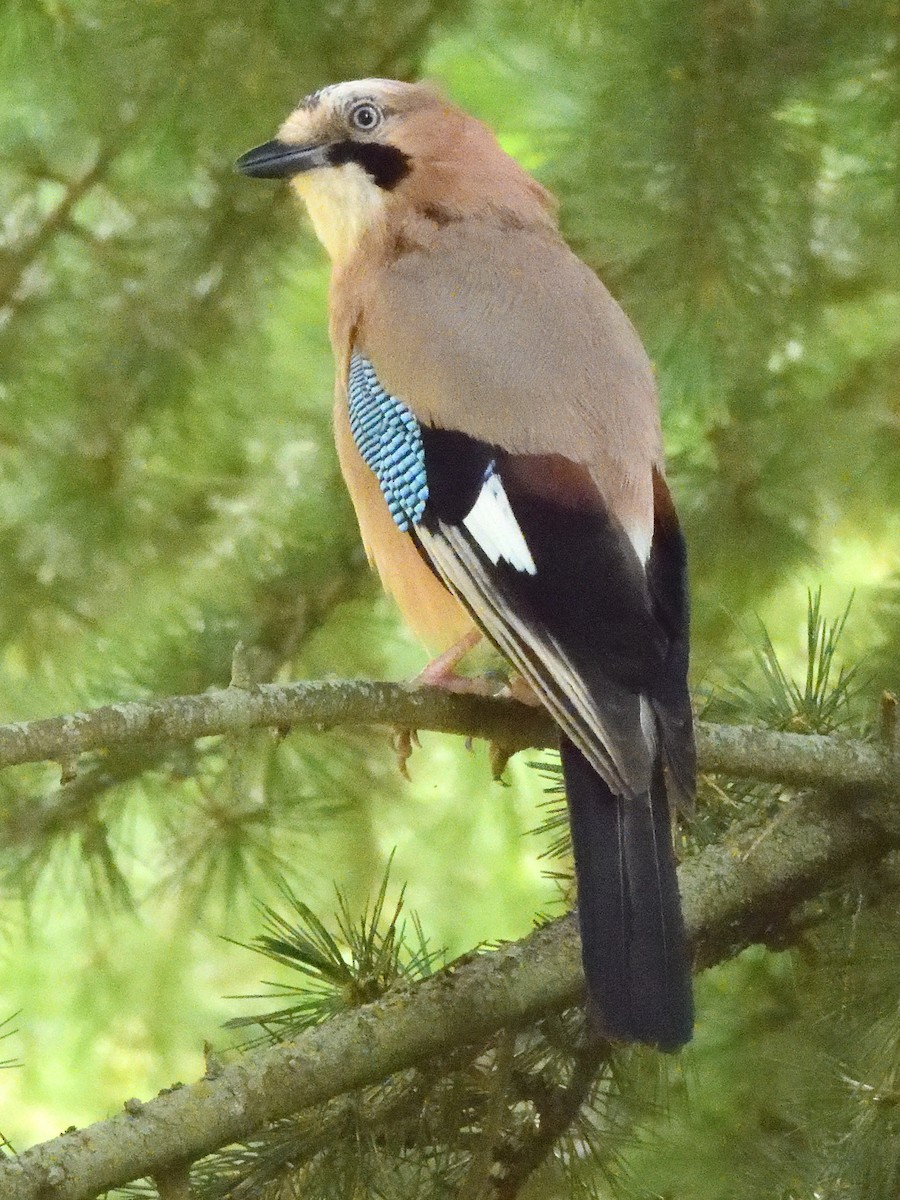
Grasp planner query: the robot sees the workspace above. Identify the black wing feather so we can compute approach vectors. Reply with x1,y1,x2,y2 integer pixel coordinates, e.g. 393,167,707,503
415,425,695,1049
346,367,695,1048
417,426,688,799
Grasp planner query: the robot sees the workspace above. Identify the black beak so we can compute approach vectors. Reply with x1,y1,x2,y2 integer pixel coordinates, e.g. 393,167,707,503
235,139,330,179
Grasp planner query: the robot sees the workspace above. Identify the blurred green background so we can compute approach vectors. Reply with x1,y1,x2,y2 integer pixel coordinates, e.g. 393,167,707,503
1,0,898,1194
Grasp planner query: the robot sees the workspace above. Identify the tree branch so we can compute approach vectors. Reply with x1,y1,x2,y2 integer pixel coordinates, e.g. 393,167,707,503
493,1036,609,1198
0,150,113,309
3,759,899,1198
1,679,898,799
0,681,550,774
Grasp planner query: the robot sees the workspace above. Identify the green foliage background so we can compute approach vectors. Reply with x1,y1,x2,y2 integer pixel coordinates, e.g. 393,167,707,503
0,0,898,1194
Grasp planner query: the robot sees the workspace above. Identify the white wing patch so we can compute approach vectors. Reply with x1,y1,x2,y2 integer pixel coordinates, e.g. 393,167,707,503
462,468,537,575
624,520,653,567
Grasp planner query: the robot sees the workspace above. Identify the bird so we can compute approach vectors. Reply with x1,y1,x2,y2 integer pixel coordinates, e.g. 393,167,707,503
237,79,695,1051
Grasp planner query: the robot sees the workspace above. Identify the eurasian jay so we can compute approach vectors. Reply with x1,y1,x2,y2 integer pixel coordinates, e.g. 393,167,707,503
237,79,694,1050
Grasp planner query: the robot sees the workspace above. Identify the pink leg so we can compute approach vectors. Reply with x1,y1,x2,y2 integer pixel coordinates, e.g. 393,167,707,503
396,632,539,779
501,674,542,707
395,630,491,778
415,629,496,696
418,632,541,706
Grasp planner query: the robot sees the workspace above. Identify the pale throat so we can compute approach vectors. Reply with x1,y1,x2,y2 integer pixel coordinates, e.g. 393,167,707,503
292,163,388,264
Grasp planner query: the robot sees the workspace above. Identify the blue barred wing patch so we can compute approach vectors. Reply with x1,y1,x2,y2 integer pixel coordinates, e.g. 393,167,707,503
347,352,428,531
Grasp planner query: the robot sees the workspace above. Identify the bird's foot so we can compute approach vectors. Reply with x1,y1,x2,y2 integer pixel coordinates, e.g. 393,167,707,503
499,673,542,707
395,629,498,776
415,628,485,691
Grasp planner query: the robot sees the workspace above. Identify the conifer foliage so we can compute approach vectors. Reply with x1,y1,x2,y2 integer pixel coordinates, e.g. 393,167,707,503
1,1,899,1197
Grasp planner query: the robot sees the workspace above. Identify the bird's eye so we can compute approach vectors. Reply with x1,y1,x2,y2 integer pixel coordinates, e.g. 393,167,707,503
349,102,382,132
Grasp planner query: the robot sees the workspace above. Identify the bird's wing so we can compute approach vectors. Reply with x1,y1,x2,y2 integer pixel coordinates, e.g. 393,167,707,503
349,219,663,530
347,218,694,800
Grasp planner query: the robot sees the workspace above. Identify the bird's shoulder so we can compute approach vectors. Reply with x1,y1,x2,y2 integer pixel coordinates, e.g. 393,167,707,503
366,211,642,361
333,210,662,472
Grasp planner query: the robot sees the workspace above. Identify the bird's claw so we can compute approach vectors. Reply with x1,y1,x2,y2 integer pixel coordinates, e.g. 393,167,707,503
488,741,513,783
392,725,421,779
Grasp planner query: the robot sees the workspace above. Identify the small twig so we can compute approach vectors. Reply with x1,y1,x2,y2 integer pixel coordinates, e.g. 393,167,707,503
493,1035,609,1198
153,1162,192,1200
0,149,114,310
458,1031,517,1200
879,691,898,751
740,796,793,862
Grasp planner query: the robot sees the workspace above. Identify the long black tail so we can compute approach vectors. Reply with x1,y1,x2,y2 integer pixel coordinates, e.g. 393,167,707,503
560,736,693,1051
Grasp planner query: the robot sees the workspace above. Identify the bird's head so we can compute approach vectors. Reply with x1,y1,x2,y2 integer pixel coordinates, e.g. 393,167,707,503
236,78,553,263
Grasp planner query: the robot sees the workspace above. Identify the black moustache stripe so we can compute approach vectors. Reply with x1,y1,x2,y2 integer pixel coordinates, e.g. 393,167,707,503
327,141,412,190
